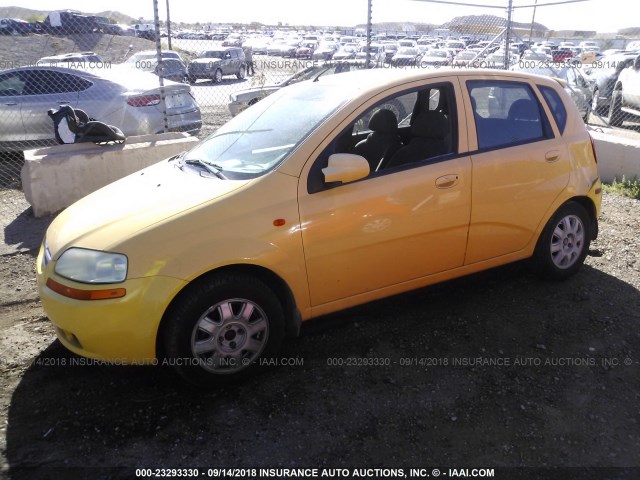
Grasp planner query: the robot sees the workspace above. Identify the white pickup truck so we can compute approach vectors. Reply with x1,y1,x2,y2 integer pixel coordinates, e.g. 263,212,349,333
609,54,640,126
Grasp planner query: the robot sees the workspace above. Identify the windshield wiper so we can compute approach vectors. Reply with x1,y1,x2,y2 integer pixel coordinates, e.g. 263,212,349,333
184,158,227,179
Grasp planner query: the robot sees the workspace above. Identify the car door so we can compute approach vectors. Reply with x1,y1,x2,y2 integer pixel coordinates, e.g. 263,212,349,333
19,70,83,141
297,80,472,308
462,78,571,265
0,71,27,143
223,50,237,75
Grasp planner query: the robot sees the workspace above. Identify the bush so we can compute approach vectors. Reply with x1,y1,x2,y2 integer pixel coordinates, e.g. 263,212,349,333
603,176,640,200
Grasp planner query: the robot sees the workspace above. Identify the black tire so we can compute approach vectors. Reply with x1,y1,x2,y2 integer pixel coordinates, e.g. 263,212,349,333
532,202,591,280
161,273,285,386
213,69,223,83
608,88,624,127
236,65,246,80
187,75,196,85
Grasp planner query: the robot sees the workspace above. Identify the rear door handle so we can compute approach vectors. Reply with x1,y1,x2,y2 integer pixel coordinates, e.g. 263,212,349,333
435,174,459,189
4,102,18,106
545,150,560,162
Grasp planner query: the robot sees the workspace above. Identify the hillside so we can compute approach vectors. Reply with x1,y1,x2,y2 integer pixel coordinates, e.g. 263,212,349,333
444,14,548,35
0,33,157,65
0,6,138,25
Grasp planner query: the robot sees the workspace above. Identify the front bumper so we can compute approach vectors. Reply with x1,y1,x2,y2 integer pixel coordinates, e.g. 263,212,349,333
37,245,187,363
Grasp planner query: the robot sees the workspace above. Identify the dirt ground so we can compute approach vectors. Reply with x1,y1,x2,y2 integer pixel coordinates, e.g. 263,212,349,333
0,188,639,479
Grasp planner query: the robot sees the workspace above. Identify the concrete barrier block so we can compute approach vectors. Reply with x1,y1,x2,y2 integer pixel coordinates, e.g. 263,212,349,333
590,130,640,183
21,133,199,217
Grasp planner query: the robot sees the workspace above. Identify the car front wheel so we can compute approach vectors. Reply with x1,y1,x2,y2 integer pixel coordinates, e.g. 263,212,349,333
532,202,591,280
213,69,223,83
162,273,285,386
237,65,246,80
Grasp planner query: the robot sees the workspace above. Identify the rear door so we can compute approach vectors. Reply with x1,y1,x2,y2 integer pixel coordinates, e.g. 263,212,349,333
19,70,84,141
462,77,571,265
0,71,26,143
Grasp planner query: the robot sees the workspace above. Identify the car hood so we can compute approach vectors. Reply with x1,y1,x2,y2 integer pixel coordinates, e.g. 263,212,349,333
46,158,250,257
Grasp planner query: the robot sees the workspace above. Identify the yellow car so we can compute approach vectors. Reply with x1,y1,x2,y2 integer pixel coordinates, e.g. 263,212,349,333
36,68,601,386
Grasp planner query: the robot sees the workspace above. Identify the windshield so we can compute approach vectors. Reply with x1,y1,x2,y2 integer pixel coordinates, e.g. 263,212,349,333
199,51,224,59
126,53,155,64
183,82,355,180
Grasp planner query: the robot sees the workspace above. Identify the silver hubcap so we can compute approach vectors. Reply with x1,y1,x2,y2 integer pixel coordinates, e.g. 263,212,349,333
191,298,268,374
550,214,585,269
591,90,598,111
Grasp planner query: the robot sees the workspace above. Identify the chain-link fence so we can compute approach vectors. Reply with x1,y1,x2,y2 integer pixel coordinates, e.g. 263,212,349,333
1,1,639,192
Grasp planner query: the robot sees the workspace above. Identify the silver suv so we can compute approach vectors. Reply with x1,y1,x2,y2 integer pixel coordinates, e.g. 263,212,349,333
187,47,246,84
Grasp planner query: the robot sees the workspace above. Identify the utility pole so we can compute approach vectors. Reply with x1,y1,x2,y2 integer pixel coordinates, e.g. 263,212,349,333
504,0,513,70
366,0,372,68
528,0,538,44
166,0,172,50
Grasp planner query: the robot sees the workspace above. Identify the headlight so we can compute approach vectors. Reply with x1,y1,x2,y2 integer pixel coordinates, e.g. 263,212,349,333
55,248,128,284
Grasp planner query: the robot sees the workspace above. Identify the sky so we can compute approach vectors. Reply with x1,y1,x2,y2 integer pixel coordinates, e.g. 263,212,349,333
0,0,634,33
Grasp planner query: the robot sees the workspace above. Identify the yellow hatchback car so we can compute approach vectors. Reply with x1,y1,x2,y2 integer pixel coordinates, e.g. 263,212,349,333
37,68,601,385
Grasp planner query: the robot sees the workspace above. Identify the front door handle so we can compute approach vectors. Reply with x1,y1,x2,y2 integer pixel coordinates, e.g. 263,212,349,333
4,102,18,106
545,150,560,162
435,174,459,189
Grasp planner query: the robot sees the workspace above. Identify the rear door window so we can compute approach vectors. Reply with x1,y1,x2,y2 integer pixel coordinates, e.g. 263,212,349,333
467,80,552,150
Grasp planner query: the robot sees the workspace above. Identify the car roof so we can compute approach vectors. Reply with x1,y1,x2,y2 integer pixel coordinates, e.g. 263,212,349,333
3,65,188,90
313,66,558,93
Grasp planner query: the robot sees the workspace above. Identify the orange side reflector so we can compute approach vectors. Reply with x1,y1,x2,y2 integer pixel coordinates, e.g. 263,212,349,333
46,278,126,301
273,218,286,227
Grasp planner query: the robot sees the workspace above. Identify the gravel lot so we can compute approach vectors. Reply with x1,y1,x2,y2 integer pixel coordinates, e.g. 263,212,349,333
0,188,638,479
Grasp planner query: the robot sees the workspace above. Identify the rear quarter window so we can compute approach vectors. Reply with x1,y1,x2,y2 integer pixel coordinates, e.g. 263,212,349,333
538,85,567,134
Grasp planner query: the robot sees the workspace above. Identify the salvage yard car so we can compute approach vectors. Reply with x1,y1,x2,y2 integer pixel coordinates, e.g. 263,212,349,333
228,61,363,116
37,69,601,386
187,47,246,83
608,54,640,126
0,65,201,151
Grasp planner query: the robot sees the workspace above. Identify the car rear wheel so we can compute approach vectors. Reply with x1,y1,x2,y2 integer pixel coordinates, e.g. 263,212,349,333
236,65,246,80
213,69,223,83
187,75,197,84
608,88,624,127
532,202,591,280
162,273,285,386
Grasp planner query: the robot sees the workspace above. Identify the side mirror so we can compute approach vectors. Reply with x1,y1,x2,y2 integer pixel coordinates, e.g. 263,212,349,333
635,56,640,71
322,153,370,184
